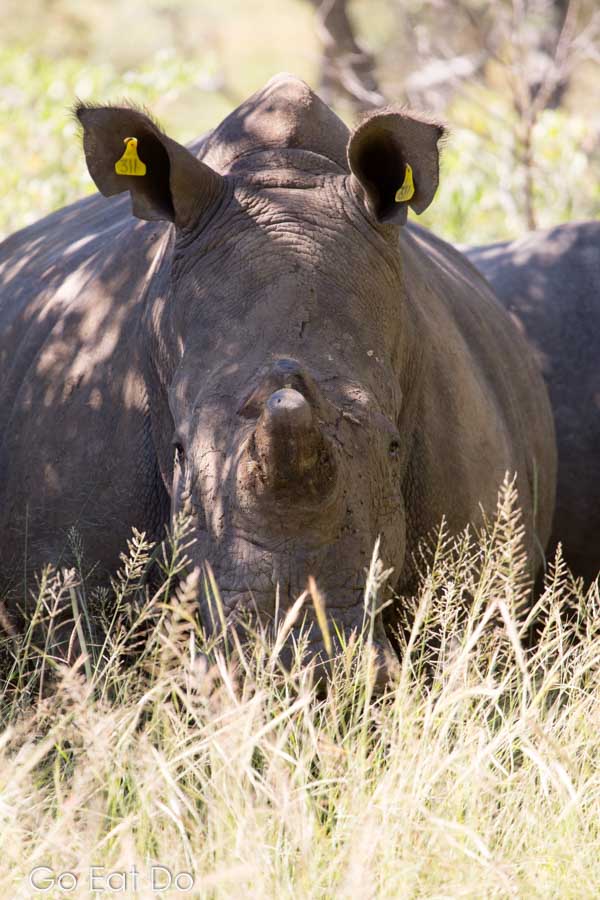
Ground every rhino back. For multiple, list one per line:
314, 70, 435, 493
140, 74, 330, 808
399, 224, 556, 584
0, 193, 172, 588
466, 221, 600, 581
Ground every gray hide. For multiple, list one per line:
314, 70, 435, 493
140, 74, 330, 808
0, 75, 557, 675
467, 221, 599, 584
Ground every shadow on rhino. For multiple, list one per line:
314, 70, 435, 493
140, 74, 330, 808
0, 74, 561, 680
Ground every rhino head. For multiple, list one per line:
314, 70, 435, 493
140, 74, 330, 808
76, 74, 445, 677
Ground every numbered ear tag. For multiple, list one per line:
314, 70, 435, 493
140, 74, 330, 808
115, 137, 147, 176
394, 163, 414, 203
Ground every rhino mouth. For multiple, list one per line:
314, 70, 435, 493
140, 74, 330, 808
210, 584, 398, 689
203, 578, 365, 623
199, 565, 390, 640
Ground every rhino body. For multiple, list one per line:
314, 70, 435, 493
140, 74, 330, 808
467, 222, 600, 584
0, 76, 556, 669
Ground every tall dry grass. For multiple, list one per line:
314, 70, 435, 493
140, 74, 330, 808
0, 482, 598, 898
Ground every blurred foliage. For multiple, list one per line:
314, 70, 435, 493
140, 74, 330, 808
421, 86, 600, 241
0, 47, 229, 237
0, 0, 599, 243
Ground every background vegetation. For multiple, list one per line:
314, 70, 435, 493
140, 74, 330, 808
1, 0, 599, 243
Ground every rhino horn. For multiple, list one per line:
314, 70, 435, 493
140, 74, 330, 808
251, 389, 335, 495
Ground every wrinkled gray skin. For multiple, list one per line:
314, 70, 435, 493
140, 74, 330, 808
0, 75, 556, 674
467, 222, 600, 584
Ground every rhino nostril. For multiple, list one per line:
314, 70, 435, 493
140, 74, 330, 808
173, 439, 186, 466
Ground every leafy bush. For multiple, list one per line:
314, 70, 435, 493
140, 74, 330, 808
0, 46, 231, 240
420, 86, 600, 243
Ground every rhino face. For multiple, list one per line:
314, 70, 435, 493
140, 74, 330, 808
77, 75, 445, 671
166, 201, 408, 632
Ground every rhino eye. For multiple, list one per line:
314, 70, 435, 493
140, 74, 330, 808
173, 441, 186, 466
389, 438, 401, 459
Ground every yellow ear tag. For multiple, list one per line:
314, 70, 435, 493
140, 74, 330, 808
114, 137, 147, 176
394, 163, 414, 203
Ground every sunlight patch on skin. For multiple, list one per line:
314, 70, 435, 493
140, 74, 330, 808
64, 234, 97, 257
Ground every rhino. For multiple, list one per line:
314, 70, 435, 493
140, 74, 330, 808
0, 75, 556, 673
467, 221, 600, 585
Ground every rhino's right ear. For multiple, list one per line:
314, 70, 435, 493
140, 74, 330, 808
75, 104, 224, 228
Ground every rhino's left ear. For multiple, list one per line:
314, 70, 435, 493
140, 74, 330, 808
75, 103, 224, 229
347, 108, 446, 226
